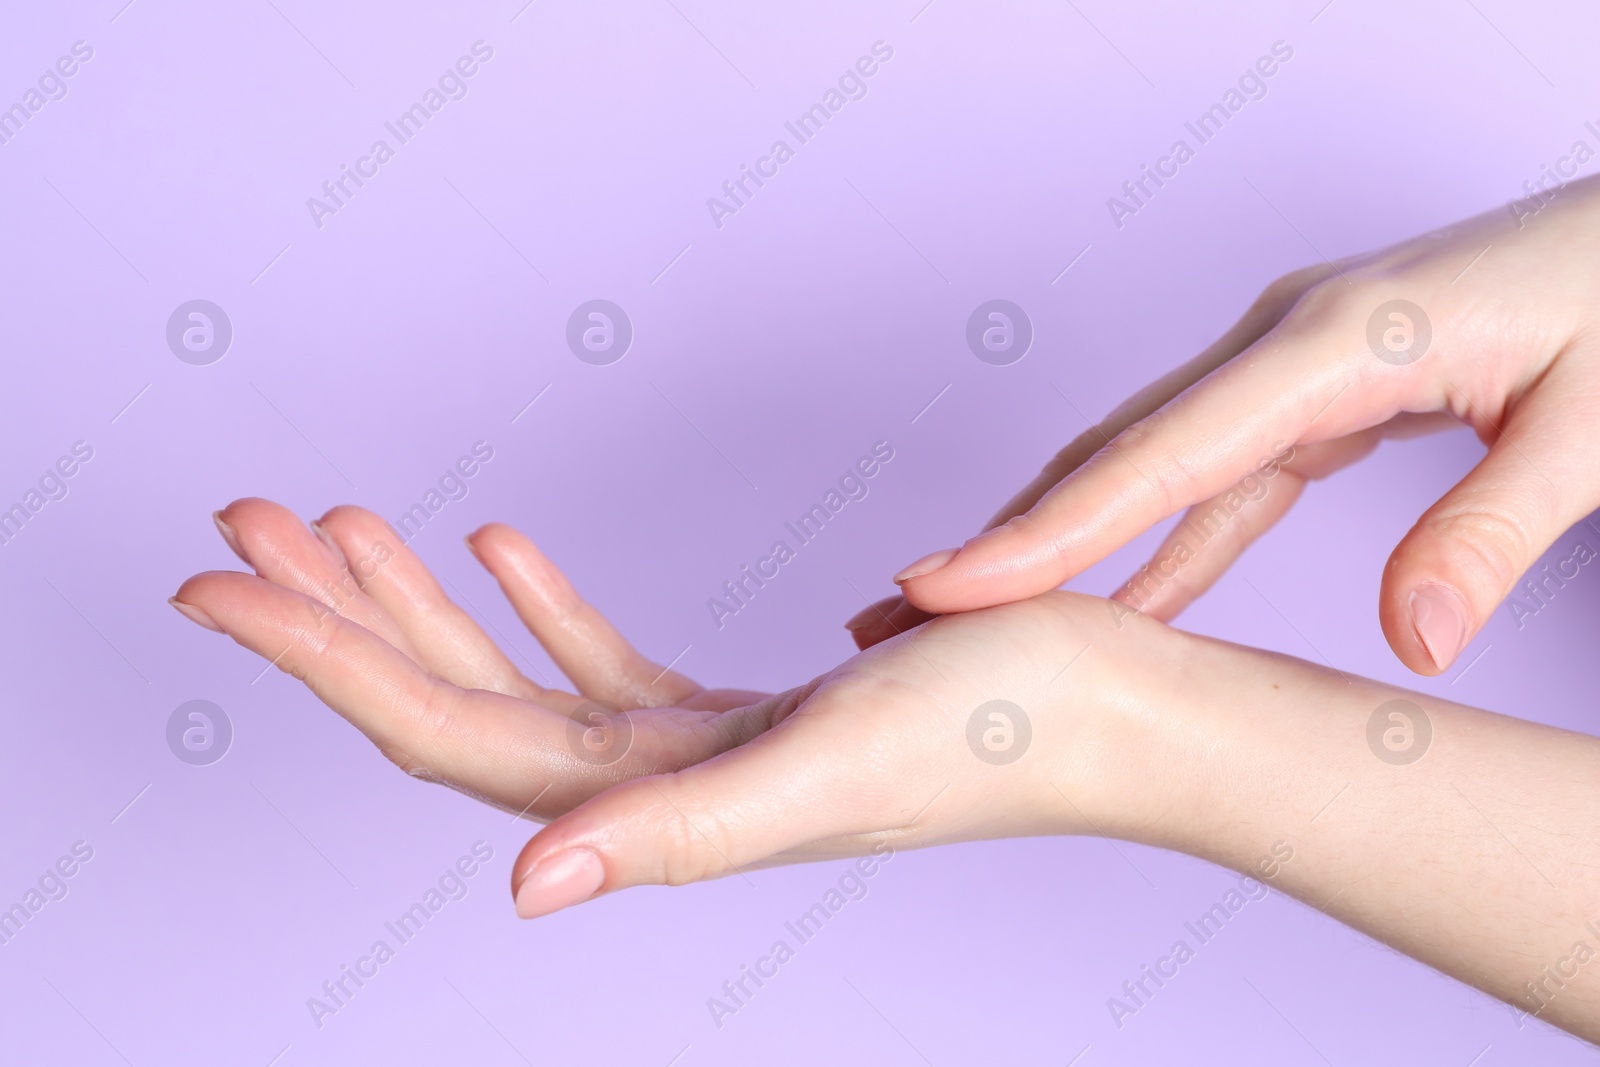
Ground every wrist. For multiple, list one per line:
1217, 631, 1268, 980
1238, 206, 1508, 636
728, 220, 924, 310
1032, 597, 1351, 867
1020, 594, 1215, 846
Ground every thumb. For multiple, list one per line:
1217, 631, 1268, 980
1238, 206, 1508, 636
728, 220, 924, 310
1382, 368, 1600, 675
508, 691, 858, 918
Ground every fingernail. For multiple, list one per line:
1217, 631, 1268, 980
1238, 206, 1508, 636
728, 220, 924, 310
212, 511, 248, 563
309, 520, 350, 569
1409, 582, 1470, 670
463, 534, 482, 560
514, 848, 605, 919
169, 597, 224, 633
845, 602, 890, 631
893, 548, 958, 585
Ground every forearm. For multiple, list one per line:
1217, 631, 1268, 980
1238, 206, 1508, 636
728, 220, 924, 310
1112, 624, 1600, 1038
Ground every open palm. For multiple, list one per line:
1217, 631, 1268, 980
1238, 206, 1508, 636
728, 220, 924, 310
173, 498, 769, 819
173, 498, 1118, 916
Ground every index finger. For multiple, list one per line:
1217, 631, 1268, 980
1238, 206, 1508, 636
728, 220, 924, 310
898, 304, 1408, 613
981, 263, 1335, 532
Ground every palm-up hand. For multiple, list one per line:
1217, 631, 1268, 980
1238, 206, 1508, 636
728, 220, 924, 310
173, 499, 1121, 918
171, 499, 770, 819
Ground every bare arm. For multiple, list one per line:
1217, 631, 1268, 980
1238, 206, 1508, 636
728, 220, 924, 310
1110, 622, 1600, 1036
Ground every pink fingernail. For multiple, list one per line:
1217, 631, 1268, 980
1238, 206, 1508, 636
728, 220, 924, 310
212, 511, 248, 563
309, 520, 350, 569
514, 848, 605, 919
893, 548, 958, 584
1409, 582, 1470, 670
169, 597, 224, 633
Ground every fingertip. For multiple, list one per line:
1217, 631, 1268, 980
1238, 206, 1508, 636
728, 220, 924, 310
212, 510, 248, 563
214, 496, 280, 532
212, 498, 284, 562
1405, 581, 1472, 675
897, 520, 1076, 613
315, 503, 358, 526
173, 569, 240, 602
473, 525, 568, 601
308, 519, 350, 569
219, 495, 269, 514
891, 548, 958, 585
846, 595, 934, 649
1381, 526, 1500, 677
471, 521, 520, 543
317, 504, 404, 545
512, 846, 606, 919
467, 522, 533, 565
169, 595, 224, 633
849, 620, 895, 651
897, 570, 961, 613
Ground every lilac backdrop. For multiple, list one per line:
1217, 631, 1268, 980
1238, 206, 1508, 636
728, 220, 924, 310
3, 0, 1599, 1063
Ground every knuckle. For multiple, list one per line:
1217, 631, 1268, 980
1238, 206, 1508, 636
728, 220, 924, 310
1258, 264, 1329, 311
1109, 415, 1158, 457
645, 778, 735, 887
996, 506, 1046, 541
1112, 417, 1200, 515
1282, 277, 1349, 325
379, 744, 427, 776
991, 507, 1075, 564
1283, 271, 1394, 335
1046, 428, 1109, 477
1424, 507, 1534, 592
412, 679, 464, 749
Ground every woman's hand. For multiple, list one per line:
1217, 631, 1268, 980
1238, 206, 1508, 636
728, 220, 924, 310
171, 498, 1134, 861
170, 498, 1154, 909
174, 498, 1600, 1040
853, 174, 1600, 676
171, 498, 771, 819
513, 587, 1600, 1043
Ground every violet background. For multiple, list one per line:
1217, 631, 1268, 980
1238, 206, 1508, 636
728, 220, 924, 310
3, 0, 1599, 1063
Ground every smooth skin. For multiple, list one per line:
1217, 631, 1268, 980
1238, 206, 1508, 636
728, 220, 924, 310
174, 499, 1600, 1041
851, 174, 1600, 677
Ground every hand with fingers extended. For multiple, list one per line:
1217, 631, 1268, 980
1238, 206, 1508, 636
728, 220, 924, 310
170, 498, 769, 820
172, 497, 1600, 1040
171, 497, 1156, 927
851, 173, 1600, 676
170, 498, 1131, 906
